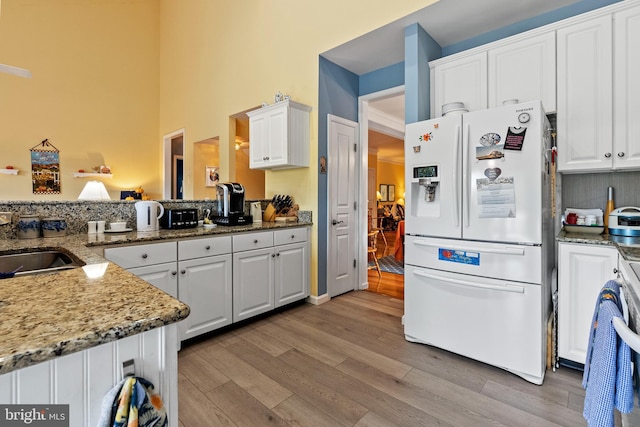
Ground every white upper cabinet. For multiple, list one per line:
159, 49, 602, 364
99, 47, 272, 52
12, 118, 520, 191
488, 32, 556, 111
613, 4, 640, 170
557, 15, 613, 172
432, 51, 487, 117
247, 100, 311, 170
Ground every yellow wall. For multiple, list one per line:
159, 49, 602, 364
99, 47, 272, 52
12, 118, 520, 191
377, 161, 405, 205
158, 0, 435, 296
1, 0, 436, 295
0, 0, 160, 200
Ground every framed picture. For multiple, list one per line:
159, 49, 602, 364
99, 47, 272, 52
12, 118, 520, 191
379, 184, 388, 202
388, 185, 395, 202
205, 166, 219, 187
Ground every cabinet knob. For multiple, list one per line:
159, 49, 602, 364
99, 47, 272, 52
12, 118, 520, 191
171, 271, 177, 276
180, 269, 186, 275
291, 235, 295, 239
605, 152, 612, 158
254, 239, 258, 244
618, 152, 625, 158
277, 253, 280, 257
141, 253, 148, 259
205, 245, 211, 250
272, 253, 276, 258
614, 268, 619, 275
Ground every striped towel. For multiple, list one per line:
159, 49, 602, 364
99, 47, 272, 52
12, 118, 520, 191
582, 280, 634, 427
97, 376, 168, 427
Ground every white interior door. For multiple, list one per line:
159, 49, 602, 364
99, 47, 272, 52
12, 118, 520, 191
328, 114, 358, 298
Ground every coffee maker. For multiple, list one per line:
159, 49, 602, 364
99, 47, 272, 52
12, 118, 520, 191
213, 182, 252, 225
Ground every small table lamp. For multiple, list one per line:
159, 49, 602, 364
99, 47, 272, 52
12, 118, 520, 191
78, 181, 111, 200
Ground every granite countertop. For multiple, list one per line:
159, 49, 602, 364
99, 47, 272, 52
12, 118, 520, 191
0, 221, 311, 375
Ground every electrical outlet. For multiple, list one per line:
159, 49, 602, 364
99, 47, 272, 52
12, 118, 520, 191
0, 212, 12, 226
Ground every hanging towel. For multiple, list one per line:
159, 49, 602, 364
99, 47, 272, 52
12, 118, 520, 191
97, 376, 168, 427
582, 280, 634, 427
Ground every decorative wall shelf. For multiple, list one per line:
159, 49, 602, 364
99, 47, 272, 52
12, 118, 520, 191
0, 169, 19, 175
73, 173, 113, 178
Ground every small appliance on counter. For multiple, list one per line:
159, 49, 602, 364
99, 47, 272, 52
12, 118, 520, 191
608, 207, 640, 236
161, 208, 198, 229
212, 182, 252, 226
135, 201, 164, 232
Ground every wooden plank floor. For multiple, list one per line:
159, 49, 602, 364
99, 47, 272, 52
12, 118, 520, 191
177, 291, 599, 426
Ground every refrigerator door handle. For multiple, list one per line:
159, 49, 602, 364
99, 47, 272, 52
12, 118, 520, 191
412, 270, 525, 294
412, 239, 525, 256
463, 124, 470, 228
453, 124, 460, 227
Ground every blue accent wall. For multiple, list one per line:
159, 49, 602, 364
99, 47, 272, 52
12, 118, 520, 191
405, 24, 441, 123
317, 56, 359, 296
442, 0, 622, 56
359, 62, 404, 96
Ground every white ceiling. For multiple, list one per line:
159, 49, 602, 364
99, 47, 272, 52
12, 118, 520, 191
322, 0, 581, 76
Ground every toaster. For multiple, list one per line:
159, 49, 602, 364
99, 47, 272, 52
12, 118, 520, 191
161, 208, 198, 229
608, 207, 640, 236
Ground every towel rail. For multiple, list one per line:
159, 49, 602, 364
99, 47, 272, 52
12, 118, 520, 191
612, 317, 640, 354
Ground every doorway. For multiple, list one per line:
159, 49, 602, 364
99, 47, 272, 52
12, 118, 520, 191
358, 86, 405, 299
163, 129, 185, 200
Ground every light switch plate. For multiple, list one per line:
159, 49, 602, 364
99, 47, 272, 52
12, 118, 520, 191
0, 212, 12, 226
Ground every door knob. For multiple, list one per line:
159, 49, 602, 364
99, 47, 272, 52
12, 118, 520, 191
332, 219, 344, 225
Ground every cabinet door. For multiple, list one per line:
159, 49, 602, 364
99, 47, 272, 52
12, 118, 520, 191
275, 242, 309, 307
613, 5, 640, 170
249, 113, 270, 169
233, 247, 274, 322
488, 32, 556, 111
432, 51, 487, 117
558, 243, 618, 364
179, 254, 232, 341
265, 106, 288, 166
128, 263, 178, 298
557, 15, 613, 172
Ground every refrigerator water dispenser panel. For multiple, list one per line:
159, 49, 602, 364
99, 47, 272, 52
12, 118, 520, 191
413, 165, 439, 202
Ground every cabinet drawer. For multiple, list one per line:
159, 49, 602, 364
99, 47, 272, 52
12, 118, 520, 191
104, 242, 176, 269
274, 228, 307, 246
178, 236, 232, 260
233, 231, 273, 252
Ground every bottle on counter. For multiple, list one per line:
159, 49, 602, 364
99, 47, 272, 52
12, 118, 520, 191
604, 186, 615, 233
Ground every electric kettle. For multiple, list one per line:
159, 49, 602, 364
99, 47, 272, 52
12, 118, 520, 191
135, 201, 164, 232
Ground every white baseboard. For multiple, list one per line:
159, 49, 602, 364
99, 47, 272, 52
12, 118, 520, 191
306, 293, 330, 305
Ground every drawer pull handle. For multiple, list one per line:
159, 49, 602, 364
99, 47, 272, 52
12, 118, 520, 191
141, 253, 148, 259
205, 245, 211, 250
254, 239, 258, 244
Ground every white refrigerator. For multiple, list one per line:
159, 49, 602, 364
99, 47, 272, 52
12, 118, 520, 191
403, 100, 554, 385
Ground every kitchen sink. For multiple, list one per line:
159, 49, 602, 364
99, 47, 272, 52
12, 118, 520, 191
0, 250, 85, 278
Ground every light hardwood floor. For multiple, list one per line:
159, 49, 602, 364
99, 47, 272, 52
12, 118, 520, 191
177, 290, 600, 426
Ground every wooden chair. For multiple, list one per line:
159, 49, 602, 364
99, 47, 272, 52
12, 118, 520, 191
367, 230, 381, 277
370, 216, 387, 255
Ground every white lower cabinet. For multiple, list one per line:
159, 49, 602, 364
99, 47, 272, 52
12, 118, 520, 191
233, 228, 310, 322
178, 237, 233, 341
558, 242, 618, 364
233, 246, 275, 322
105, 227, 310, 340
